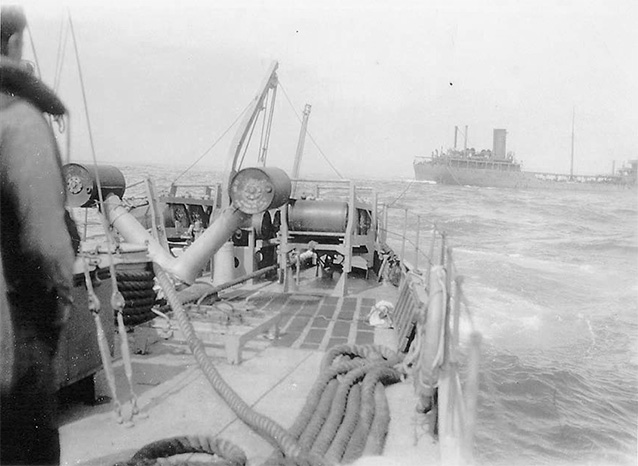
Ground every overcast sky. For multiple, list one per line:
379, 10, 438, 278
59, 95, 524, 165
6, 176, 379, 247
16, 0, 638, 179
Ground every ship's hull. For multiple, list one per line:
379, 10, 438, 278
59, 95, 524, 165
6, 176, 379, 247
414, 161, 636, 191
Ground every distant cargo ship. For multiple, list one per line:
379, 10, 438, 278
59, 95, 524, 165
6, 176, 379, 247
414, 127, 637, 190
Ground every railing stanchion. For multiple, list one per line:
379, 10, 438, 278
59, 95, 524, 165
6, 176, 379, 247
401, 208, 408, 266
426, 228, 436, 286
415, 214, 420, 272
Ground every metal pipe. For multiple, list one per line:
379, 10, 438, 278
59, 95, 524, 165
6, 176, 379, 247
104, 194, 250, 284
195, 265, 278, 306
170, 207, 251, 283
103, 193, 175, 272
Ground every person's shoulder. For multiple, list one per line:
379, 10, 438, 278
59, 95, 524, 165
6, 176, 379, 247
0, 93, 46, 119
0, 92, 50, 132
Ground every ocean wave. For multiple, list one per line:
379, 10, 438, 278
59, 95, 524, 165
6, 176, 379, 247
474, 347, 638, 466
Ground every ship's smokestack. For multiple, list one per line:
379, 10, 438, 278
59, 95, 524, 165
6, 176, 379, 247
464, 125, 468, 150
493, 129, 507, 160
454, 126, 458, 149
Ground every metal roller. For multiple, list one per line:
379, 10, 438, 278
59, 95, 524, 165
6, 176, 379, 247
63, 163, 126, 208
252, 211, 273, 239
229, 167, 291, 214
289, 200, 349, 233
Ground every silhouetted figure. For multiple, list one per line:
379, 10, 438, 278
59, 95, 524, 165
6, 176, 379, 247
1, 5, 77, 464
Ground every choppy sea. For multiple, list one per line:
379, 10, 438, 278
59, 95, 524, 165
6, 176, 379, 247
116, 164, 638, 466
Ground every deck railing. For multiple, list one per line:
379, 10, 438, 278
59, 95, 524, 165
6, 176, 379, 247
383, 204, 480, 466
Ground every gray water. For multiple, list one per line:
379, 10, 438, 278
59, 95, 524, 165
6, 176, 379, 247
113, 165, 638, 465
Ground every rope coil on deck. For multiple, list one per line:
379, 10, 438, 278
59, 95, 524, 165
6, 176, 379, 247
267, 345, 404, 465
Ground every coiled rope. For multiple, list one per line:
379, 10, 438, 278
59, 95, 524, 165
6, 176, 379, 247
266, 345, 404, 466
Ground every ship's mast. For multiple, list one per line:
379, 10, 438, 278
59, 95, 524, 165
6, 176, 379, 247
464, 125, 468, 150
291, 104, 312, 179
570, 107, 575, 179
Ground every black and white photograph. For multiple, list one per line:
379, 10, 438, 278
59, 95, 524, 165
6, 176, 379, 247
1, 1, 636, 465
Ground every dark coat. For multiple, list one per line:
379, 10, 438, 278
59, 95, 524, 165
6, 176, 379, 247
0, 57, 76, 465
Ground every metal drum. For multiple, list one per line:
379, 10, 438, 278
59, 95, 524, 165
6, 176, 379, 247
289, 200, 349, 233
229, 167, 291, 214
62, 163, 126, 208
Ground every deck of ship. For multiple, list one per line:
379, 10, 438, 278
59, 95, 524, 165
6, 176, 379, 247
58, 276, 438, 466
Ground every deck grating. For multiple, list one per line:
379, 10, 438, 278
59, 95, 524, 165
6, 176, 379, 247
263, 295, 375, 351
216, 290, 377, 352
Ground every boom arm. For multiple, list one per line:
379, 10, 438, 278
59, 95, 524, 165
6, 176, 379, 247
222, 61, 279, 207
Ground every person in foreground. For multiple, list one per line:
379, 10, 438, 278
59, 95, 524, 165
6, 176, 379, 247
0, 5, 77, 465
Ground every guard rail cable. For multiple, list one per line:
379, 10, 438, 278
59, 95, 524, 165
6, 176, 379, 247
116, 265, 405, 466
69, 9, 144, 425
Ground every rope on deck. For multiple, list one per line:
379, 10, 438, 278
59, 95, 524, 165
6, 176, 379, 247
114, 436, 247, 466
118, 269, 404, 466
265, 344, 404, 466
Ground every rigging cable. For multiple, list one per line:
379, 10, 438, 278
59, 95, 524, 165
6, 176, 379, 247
257, 91, 269, 164
387, 179, 415, 207
171, 99, 254, 184
53, 17, 69, 93
24, 22, 41, 78
259, 85, 277, 165
67, 11, 143, 423
236, 101, 260, 171
279, 81, 344, 180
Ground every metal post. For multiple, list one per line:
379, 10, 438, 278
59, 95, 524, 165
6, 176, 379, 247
439, 232, 446, 266
383, 203, 388, 244
464, 332, 482, 464
279, 204, 290, 291
451, 276, 463, 363
414, 215, 420, 272
570, 107, 575, 179
401, 208, 408, 265
372, 191, 378, 244
464, 125, 468, 150
426, 228, 436, 286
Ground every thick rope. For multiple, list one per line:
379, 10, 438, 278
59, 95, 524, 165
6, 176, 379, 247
297, 378, 340, 452
311, 366, 375, 456
323, 383, 361, 464
114, 435, 246, 466
320, 344, 403, 371
341, 366, 402, 464
365, 382, 391, 455
154, 265, 325, 466
289, 359, 366, 440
